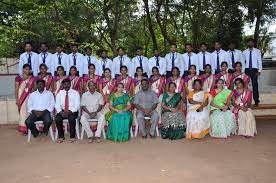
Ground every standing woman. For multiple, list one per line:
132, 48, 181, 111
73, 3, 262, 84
209, 79, 236, 138
232, 62, 250, 89
160, 82, 186, 140
166, 67, 185, 96
106, 83, 132, 142
215, 61, 233, 89
186, 79, 209, 139
116, 66, 133, 95
133, 67, 146, 94
53, 66, 68, 96
35, 64, 54, 91
69, 66, 83, 94
83, 64, 101, 92
15, 64, 36, 134
184, 65, 199, 94
199, 64, 215, 92
231, 78, 257, 137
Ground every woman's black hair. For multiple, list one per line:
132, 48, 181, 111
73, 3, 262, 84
104, 68, 111, 73
193, 79, 202, 87
88, 63, 95, 69
172, 67, 180, 76
214, 78, 225, 89
152, 66, 159, 73
189, 64, 197, 74
39, 63, 47, 70
116, 82, 124, 87
57, 65, 64, 71
134, 67, 143, 77
234, 78, 244, 86
234, 61, 242, 68
221, 61, 228, 67
120, 65, 128, 71
70, 65, 77, 71
204, 64, 211, 70
23, 63, 31, 69
168, 82, 177, 88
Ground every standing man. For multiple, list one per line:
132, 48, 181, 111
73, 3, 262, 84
148, 48, 166, 76
19, 41, 39, 76
80, 81, 105, 143
38, 42, 53, 75
165, 43, 184, 77
112, 47, 132, 78
211, 41, 230, 74
243, 38, 262, 106
198, 43, 212, 75
55, 79, 80, 143
227, 41, 245, 73
25, 80, 55, 137
132, 47, 149, 78
134, 79, 159, 138
83, 47, 98, 75
97, 49, 113, 76
182, 43, 199, 76
52, 44, 69, 75
68, 43, 84, 76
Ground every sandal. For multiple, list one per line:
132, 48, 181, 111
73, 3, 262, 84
57, 138, 64, 143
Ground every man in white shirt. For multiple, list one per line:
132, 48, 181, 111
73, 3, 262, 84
97, 49, 113, 77
182, 43, 199, 76
148, 48, 166, 76
83, 47, 98, 75
19, 42, 39, 76
80, 81, 105, 143
243, 38, 262, 105
52, 44, 69, 76
55, 79, 80, 143
112, 47, 132, 78
227, 41, 245, 73
68, 43, 84, 76
132, 47, 149, 78
165, 43, 184, 77
38, 42, 53, 75
25, 80, 55, 137
211, 41, 230, 74
198, 43, 212, 75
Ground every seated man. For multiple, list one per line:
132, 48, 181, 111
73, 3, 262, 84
25, 79, 55, 137
134, 79, 159, 138
55, 79, 80, 143
80, 81, 105, 143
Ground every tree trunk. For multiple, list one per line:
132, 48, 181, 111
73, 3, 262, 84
254, 0, 265, 47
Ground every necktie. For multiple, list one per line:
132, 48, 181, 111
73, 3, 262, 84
58, 54, 62, 65
43, 53, 46, 64
73, 54, 76, 66
231, 51, 235, 68
216, 52, 220, 72
64, 91, 69, 112
249, 50, 252, 69
203, 53, 206, 68
188, 54, 191, 68
102, 60, 106, 71
120, 56, 123, 68
139, 56, 143, 68
172, 53, 175, 68
156, 56, 159, 67
28, 53, 32, 70
88, 56, 91, 65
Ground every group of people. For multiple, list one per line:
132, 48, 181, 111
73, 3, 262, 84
15, 38, 260, 142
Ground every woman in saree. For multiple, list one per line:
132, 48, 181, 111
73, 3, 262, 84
53, 66, 68, 96
166, 67, 185, 96
15, 64, 36, 134
35, 63, 54, 91
186, 79, 209, 139
133, 67, 146, 94
231, 78, 257, 137
160, 82, 186, 140
116, 65, 133, 95
69, 66, 83, 94
215, 61, 233, 89
209, 79, 236, 138
199, 64, 215, 93
232, 62, 250, 89
83, 64, 101, 92
184, 65, 199, 94
106, 83, 132, 142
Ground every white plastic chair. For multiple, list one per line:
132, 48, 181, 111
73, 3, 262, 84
55, 118, 80, 140
134, 116, 160, 137
80, 118, 106, 140
27, 121, 55, 142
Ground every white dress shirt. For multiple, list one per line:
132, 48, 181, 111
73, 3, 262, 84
165, 52, 184, 76
68, 52, 84, 76
19, 51, 39, 76
112, 55, 132, 77
81, 91, 104, 113
132, 55, 149, 76
27, 89, 55, 113
227, 49, 245, 71
38, 52, 54, 75
243, 48, 262, 72
83, 55, 98, 75
97, 58, 113, 76
211, 49, 230, 71
55, 89, 80, 113
182, 52, 199, 74
52, 52, 69, 75
197, 51, 212, 72
148, 56, 167, 76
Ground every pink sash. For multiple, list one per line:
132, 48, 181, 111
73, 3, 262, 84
18, 77, 34, 111
70, 76, 82, 91
216, 72, 233, 89
54, 76, 68, 95
150, 76, 165, 97
101, 79, 116, 94
232, 89, 252, 121
117, 76, 132, 93
232, 73, 250, 87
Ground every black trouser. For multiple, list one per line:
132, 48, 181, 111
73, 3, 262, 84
245, 68, 260, 104
55, 111, 78, 139
25, 110, 52, 137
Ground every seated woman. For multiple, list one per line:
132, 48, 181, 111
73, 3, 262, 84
116, 65, 133, 95
184, 65, 199, 94
215, 61, 233, 89
53, 66, 68, 96
83, 64, 101, 92
106, 83, 132, 142
69, 66, 83, 94
161, 82, 186, 140
209, 79, 236, 138
232, 62, 250, 89
199, 64, 215, 92
35, 64, 53, 91
231, 78, 257, 137
166, 67, 185, 96
186, 79, 209, 139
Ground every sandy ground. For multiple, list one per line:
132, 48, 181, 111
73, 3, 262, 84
0, 121, 275, 183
